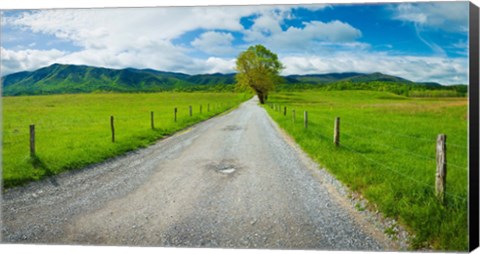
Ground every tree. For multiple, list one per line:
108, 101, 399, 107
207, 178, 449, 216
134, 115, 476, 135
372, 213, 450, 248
235, 45, 283, 104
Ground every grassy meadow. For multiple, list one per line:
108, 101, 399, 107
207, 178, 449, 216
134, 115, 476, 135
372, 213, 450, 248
264, 91, 468, 250
2, 92, 248, 189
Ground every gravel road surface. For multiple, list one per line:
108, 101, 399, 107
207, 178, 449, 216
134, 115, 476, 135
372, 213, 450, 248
2, 97, 397, 250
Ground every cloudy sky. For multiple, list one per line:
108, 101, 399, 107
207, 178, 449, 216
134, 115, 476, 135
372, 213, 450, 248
0, 2, 470, 84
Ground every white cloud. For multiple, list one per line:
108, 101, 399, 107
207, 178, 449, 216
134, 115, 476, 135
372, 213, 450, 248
243, 8, 290, 42
5, 8, 250, 51
6, 6, 322, 50
393, 2, 469, 32
242, 7, 362, 52
281, 53, 468, 85
294, 4, 331, 11
268, 20, 362, 50
0, 47, 66, 75
204, 57, 236, 73
191, 31, 235, 55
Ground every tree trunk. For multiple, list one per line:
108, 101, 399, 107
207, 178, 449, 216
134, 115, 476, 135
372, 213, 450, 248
257, 91, 265, 104
265, 93, 268, 101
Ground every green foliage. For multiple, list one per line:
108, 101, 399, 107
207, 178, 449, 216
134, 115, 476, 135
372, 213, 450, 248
235, 45, 283, 103
265, 91, 468, 250
276, 80, 467, 98
2, 92, 249, 188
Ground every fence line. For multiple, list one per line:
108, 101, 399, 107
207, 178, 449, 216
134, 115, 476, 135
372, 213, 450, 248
444, 142, 467, 149
306, 127, 448, 169
304, 121, 467, 172
16, 105, 233, 130
340, 143, 466, 202
325, 110, 466, 140
268, 106, 468, 204
284, 113, 468, 171
276, 108, 467, 148
344, 120, 466, 148
341, 131, 468, 171
20, 102, 235, 162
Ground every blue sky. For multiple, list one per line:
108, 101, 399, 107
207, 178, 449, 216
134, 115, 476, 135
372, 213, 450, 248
0, 2, 470, 84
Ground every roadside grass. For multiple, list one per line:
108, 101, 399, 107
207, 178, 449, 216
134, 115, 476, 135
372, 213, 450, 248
264, 90, 468, 250
3, 92, 249, 189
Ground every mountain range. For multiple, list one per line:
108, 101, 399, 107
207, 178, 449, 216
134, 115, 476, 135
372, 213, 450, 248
1, 63, 455, 96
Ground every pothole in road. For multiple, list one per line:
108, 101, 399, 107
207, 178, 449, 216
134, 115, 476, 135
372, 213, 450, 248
217, 165, 236, 174
206, 161, 238, 174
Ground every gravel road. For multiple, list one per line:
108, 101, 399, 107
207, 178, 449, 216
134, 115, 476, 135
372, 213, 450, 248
2, 97, 397, 250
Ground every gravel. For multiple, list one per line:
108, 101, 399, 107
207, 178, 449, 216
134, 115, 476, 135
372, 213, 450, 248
1, 97, 402, 250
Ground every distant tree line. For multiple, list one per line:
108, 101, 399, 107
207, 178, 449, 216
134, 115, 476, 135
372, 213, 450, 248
275, 80, 468, 97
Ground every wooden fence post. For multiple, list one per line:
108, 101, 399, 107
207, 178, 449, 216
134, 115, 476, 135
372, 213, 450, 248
304, 111, 308, 129
436, 134, 447, 203
174, 108, 177, 122
150, 111, 154, 129
292, 110, 296, 123
284, 106, 287, 116
110, 116, 115, 143
29, 124, 35, 157
334, 117, 340, 146
189, 105, 192, 116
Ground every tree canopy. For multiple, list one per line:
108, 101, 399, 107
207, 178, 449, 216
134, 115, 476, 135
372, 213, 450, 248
235, 45, 283, 104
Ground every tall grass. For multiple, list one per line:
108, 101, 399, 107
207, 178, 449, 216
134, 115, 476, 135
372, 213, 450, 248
2, 92, 248, 188
265, 91, 468, 250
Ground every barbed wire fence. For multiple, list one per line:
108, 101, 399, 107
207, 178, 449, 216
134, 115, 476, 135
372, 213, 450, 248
267, 102, 468, 205
21, 102, 234, 159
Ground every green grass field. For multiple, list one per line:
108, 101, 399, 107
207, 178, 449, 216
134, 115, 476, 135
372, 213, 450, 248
264, 91, 468, 250
2, 92, 248, 189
